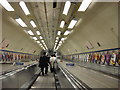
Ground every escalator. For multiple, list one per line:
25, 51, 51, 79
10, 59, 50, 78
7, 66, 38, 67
30, 73, 55, 89
1, 62, 89, 90
29, 63, 89, 90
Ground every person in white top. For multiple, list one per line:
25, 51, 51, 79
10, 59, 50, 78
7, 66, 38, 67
50, 54, 56, 72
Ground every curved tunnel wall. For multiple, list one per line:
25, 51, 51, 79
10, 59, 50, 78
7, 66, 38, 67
1, 5, 42, 55
60, 2, 118, 55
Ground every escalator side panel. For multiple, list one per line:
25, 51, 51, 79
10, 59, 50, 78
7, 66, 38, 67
2, 65, 38, 88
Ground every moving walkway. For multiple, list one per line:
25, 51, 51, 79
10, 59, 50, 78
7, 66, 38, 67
1, 61, 119, 90
29, 63, 89, 90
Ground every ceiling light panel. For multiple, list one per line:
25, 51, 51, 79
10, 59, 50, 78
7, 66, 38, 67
55, 40, 58, 42
43, 47, 45, 50
37, 41, 40, 43
19, 1, 30, 15
27, 30, 34, 35
63, 1, 71, 15
15, 18, 27, 27
56, 37, 59, 40
60, 21, 65, 28
36, 31, 40, 35
41, 40, 44, 43
64, 30, 70, 35
40, 36, 43, 39
32, 37, 37, 40
78, 0, 92, 12
30, 20, 36, 28
59, 41, 62, 44
54, 45, 56, 49
68, 20, 77, 29
55, 42, 57, 45
57, 31, 61, 35
0, 0, 14, 11
61, 38, 65, 41
40, 43, 42, 46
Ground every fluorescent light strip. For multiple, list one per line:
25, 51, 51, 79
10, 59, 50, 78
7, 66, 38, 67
59, 43, 62, 46
40, 43, 42, 46
44, 45, 47, 48
27, 30, 34, 35
55, 43, 57, 45
44, 45, 47, 47
57, 31, 61, 35
15, 18, 27, 27
41, 40, 44, 43
59, 41, 62, 44
0, 0, 14, 11
54, 44, 57, 50
68, 20, 77, 29
32, 37, 37, 40
56, 46, 59, 50
64, 30, 70, 35
19, 1, 30, 15
55, 40, 58, 42
37, 41, 40, 43
54, 46, 56, 49
43, 47, 45, 50
30, 20, 36, 28
60, 21, 65, 28
36, 31, 40, 35
54, 44, 56, 47
56, 37, 59, 40
54, 46, 56, 50
61, 38, 65, 41
40, 36, 43, 39
44, 44, 46, 46
63, 1, 71, 15
78, 0, 92, 12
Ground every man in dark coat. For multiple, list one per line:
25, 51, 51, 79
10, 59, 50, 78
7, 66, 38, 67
39, 52, 50, 76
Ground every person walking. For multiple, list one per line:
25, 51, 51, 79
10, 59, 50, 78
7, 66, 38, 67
50, 54, 57, 73
39, 52, 50, 76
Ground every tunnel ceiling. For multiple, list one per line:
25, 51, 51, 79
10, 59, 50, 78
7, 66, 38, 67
1, 1, 118, 55
1, 1, 84, 50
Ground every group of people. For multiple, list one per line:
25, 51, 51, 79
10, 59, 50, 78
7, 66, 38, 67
38, 52, 57, 76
